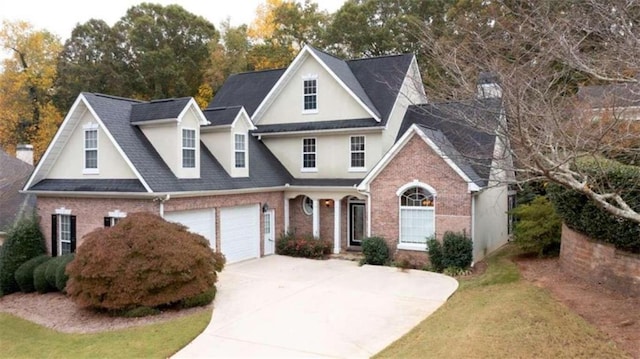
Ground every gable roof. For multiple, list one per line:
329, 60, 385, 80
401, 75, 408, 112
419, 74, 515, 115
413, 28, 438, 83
208, 69, 285, 116
397, 98, 501, 187
202, 106, 255, 130
0, 149, 35, 230
130, 97, 192, 123
25, 93, 292, 194
209, 46, 414, 126
577, 82, 640, 109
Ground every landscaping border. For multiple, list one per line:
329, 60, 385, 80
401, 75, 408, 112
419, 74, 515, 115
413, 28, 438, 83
560, 224, 640, 297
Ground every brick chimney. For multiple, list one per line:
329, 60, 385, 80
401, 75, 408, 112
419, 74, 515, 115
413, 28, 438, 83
16, 144, 33, 166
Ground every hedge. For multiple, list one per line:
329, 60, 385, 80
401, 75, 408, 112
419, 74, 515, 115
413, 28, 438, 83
0, 216, 46, 296
547, 157, 640, 253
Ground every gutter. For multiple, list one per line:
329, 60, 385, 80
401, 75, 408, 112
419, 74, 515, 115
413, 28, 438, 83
251, 126, 384, 137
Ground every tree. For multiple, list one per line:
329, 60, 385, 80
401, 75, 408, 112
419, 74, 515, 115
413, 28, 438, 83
247, 0, 328, 70
206, 20, 251, 96
417, 0, 640, 223
53, 19, 127, 112
0, 21, 62, 159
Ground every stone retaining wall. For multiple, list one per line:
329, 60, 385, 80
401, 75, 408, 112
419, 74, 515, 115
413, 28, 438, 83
560, 224, 640, 297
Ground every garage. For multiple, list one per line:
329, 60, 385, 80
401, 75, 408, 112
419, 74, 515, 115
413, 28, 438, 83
164, 209, 216, 249
220, 204, 260, 263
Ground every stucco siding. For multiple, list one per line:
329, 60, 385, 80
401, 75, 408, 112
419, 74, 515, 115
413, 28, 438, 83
262, 132, 383, 178
47, 111, 137, 179
472, 184, 509, 261
369, 135, 472, 254
259, 56, 371, 124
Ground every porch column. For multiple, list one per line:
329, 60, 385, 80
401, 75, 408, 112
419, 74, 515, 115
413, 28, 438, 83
284, 197, 290, 233
333, 198, 341, 254
312, 198, 320, 238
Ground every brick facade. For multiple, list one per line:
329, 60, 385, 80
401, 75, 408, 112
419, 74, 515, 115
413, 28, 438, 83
38, 191, 284, 257
287, 195, 352, 250
560, 224, 640, 297
369, 135, 472, 263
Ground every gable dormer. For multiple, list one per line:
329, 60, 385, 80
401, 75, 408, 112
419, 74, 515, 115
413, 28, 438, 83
252, 45, 381, 125
201, 106, 255, 178
131, 98, 209, 179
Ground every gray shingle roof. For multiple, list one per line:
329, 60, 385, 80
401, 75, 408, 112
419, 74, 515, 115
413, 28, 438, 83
26, 92, 292, 194
578, 82, 640, 109
208, 69, 285, 116
0, 149, 35, 230
29, 179, 147, 192
130, 97, 191, 123
251, 118, 379, 134
203, 106, 242, 126
208, 49, 414, 125
399, 98, 502, 187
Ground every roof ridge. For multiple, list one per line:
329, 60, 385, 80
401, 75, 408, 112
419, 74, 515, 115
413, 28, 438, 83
147, 97, 192, 104
204, 105, 243, 111
88, 93, 144, 103
347, 53, 413, 63
230, 67, 287, 76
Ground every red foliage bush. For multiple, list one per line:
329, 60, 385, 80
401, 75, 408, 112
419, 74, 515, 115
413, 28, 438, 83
66, 212, 225, 311
275, 232, 331, 259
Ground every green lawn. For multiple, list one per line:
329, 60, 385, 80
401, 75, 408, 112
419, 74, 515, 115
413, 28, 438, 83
376, 246, 629, 359
0, 309, 211, 359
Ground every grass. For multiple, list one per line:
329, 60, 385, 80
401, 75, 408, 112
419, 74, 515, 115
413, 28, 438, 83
375, 245, 629, 359
0, 309, 212, 359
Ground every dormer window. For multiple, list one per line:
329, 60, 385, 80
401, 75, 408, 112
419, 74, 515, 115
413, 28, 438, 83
83, 123, 99, 174
303, 75, 318, 113
234, 133, 246, 168
182, 128, 196, 168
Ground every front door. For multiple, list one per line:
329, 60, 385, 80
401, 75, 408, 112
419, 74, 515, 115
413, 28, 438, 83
264, 209, 275, 255
349, 201, 366, 246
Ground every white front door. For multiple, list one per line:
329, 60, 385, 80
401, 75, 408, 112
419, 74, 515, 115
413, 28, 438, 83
264, 209, 275, 255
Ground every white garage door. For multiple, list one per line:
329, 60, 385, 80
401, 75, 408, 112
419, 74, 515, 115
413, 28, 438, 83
164, 209, 216, 249
220, 204, 260, 263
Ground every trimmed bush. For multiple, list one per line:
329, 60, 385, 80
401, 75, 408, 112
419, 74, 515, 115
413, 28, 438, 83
14, 255, 50, 293
427, 232, 473, 273
34, 258, 55, 293
441, 231, 473, 270
427, 236, 444, 272
276, 232, 332, 259
0, 216, 46, 296
179, 285, 217, 309
547, 157, 640, 253
511, 196, 561, 257
361, 237, 389, 265
55, 254, 75, 292
66, 212, 224, 313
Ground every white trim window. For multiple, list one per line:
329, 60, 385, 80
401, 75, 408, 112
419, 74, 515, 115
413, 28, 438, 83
302, 196, 314, 216
349, 135, 366, 170
59, 215, 72, 255
303, 75, 318, 113
83, 123, 99, 174
234, 133, 246, 168
398, 186, 435, 251
302, 138, 317, 171
182, 128, 196, 168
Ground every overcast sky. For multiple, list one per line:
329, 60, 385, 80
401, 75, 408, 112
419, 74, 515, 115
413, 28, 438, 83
1, 0, 346, 41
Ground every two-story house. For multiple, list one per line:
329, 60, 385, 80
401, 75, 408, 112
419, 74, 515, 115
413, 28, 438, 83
23, 45, 510, 264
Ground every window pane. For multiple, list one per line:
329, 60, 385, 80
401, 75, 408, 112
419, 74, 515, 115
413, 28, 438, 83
302, 138, 316, 168
351, 152, 364, 168
235, 151, 245, 168
85, 130, 97, 149
183, 149, 195, 168
303, 79, 317, 110
85, 150, 97, 169
182, 129, 195, 148
401, 187, 434, 207
234, 134, 245, 151
59, 215, 72, 255
400, 208, 434, 244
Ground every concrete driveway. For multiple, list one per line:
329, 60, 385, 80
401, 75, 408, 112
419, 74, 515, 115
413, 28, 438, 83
173, 255, 458, 358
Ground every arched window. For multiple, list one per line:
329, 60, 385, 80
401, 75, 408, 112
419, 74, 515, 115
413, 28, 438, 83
398, 185, 435, 250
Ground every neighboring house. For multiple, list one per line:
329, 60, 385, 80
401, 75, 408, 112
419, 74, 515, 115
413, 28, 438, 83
577, 81, 640, 119
0, 145, 36, 244
23, 45, 511, 264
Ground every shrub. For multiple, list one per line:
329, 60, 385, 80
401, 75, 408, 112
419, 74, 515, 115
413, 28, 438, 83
361, 237, 389, 265
179, 285, 217, 309
0, 216, 46, 296
427, 232, 473, 273
441, 231, 473, 270
547, 157, 640, 253
275, 232, 331, 259
511, 196, 562, 257
14, 255, 50, 293
34, 259, 55, 293
66, 212, 224, 313
427, 236, 444, 272
54, 254, 75, 292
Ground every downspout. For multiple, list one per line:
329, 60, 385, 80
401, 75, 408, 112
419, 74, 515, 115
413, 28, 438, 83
156, 194, 171, 217
470, 192, 476, 267
356, 185, 372, 237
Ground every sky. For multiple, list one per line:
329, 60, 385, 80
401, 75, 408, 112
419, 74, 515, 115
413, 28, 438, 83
1, 0, 346, 42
